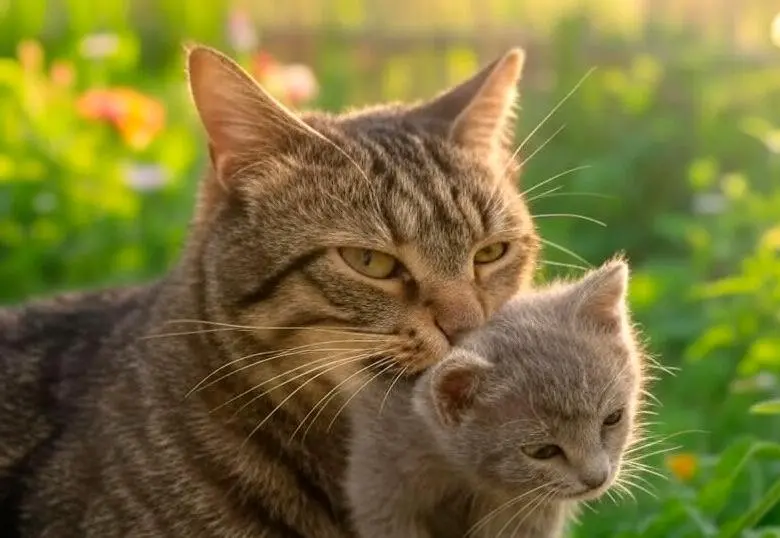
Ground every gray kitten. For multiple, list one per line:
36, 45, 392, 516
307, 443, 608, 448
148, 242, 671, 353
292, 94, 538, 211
345, 259, 646, 538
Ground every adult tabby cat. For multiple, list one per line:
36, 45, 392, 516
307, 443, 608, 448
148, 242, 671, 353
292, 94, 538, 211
0, 45, 539, 537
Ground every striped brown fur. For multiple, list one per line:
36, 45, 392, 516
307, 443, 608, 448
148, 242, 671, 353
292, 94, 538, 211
0, 45, 539, 537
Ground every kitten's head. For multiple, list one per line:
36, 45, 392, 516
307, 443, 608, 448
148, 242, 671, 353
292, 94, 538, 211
184, 46, 539, 379
415, 259, 645, 501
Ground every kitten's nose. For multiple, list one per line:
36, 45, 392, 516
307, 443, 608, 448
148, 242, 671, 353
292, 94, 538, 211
426, 284, 484, 344
581, 469, 609, 490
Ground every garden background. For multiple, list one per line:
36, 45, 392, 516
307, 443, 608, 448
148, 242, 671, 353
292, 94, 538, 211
2, 0, 780, 535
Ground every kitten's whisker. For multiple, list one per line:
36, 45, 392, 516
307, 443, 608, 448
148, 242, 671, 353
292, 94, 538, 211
505, 487, 557, 537
533, 213, 607, 227
540, 238, 592, 267
612, 481, 636, 503
520, 164, 591, 198
228, 350, 387, 417
465, 482, 553, 537
504, 67, 595, 174
622, 461, 668, 481
639, 389, 662, 406
619, 470, 659, 489
326, 360, 398, 432
605, 487, 620, 506
626, 445, 683, 461
292, 355, 400, 442
616, 476, 657, 499
624, 429, 706, 455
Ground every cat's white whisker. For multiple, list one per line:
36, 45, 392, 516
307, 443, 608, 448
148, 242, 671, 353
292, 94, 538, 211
293, 355, 400, 442
541, 260, 589, 272
240, 354, 392, 450
504, 67, 595, 175
187, 338, 393, 397
378, 364, 410, 415
516, 123, 566, 171
519, 164, 591, 199
532, 213, 607, 227
325, 360, 399, 433
539, 238, 592, 268
231, 350, 391, 418
528, 190, 615, 203
525, 184, 564, 203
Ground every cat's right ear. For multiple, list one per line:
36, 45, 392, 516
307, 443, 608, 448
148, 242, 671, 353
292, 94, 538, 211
186, 45, 307, 187
406, 48, 525, 169
430, 351, 490, 427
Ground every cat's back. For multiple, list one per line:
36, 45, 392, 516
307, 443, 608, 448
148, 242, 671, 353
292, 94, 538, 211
0, 285, 156, 507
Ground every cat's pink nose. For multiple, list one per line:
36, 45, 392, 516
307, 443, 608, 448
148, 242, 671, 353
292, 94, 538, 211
426, 285, 484, 344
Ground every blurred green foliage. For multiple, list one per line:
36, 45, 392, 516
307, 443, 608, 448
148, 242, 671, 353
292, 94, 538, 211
1, 0, 780, 535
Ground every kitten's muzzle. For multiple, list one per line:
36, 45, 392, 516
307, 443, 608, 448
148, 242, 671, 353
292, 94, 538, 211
581, 470, 608, 490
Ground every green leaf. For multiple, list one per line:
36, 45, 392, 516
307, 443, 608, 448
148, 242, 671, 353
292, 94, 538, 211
750, 399, 780, 416
697, 438, 780, 517
717, 480, 780, 538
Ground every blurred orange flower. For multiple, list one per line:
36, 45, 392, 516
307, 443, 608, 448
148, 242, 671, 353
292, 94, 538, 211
665, 453, 698, 482
77, 88, 165, 150
50, 61, 76, 88
17, 40, 44, 72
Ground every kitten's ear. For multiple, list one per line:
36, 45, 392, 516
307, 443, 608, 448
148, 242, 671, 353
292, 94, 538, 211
186, 45, 309, 183
408, 48, 525, 166
572, 258, 630, 332
430, 351, 490, 427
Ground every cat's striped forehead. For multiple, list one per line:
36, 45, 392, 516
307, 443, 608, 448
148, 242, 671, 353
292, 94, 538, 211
289, 122, 530, 275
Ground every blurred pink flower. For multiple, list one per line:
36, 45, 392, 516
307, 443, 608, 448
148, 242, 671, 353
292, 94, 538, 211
283, 64, 319, 105
227, 8, 258, 52
77, 88, 165, 150
124, 162, 167, 192
251, 51, 318, 106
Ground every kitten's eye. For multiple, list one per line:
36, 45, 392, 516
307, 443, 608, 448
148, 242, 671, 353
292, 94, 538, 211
522, 444, 563, 460
474, 242, 508, 264
338, 248, 400, 279
603, 409, 624, 426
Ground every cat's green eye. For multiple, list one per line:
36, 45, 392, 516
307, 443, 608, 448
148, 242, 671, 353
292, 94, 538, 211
603, 409, 623, 426
522, 444, 563, 460
474, 242, 508, 264
338, 247, 400, 279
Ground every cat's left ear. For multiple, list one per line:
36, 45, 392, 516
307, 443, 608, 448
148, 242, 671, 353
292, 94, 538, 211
430, 351, 491, 427
406, 48, 525, 168
572, 258, 630, 332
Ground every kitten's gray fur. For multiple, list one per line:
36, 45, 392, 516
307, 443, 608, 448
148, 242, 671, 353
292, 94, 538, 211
346, 259, 646, 538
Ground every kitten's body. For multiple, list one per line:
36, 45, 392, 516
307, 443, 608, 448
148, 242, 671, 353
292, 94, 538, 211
346, 261, 645, 538
0, 47, 539, 536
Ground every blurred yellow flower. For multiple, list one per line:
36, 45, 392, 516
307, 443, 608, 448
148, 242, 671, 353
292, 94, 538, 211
772, 12, 780, 48
665, 453, 698, 482
77, 88, 165, 150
